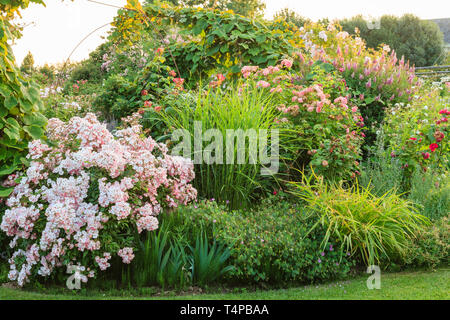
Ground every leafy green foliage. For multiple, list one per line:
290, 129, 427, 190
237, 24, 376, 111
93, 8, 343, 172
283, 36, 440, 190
111, 3, 302, 81
131, 223, 185, 288
145, 0, 266, 18
125, 220, 232, 289
403, 215, 449, 269
0, 8, 47, 196
409, 171, 450, 221
174, 198, 355, 284
94, 74, 140, 120
360, 131, 449, 221
93, 45, 173, 121
188, 233, 234, 286
360, 131, 405, 196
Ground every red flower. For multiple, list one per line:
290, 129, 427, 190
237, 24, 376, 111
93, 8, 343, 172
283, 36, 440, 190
409, 137, 417, 141
217, 73, 225, 82
141, 89, 148, 96
422, 152, 430, 160
144, 100, 152, 108
173, 78, 184, 86
434, 131, 445, 143
273, 190, 277, 195
429, 143, 439, 152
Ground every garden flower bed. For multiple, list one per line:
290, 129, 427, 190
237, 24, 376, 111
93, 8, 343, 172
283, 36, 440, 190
0, 1, 448, 299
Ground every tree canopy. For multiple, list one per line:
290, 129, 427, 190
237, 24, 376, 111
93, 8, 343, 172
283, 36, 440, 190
340, 14, 445, 66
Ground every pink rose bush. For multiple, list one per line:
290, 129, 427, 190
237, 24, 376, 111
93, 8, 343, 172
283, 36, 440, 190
1, 113, 196, 286
241, 59, 364, 181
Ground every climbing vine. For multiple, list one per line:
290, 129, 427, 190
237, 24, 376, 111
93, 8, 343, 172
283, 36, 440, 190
110, 2, 305, 80
0, 0, 48, 196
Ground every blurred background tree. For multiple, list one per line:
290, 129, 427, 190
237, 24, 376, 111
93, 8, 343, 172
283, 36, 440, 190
339, 14, 445, 66
273, 8, 310, 28
20, 51, 35, 75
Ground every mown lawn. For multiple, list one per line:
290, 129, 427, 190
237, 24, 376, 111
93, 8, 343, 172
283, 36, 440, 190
0, 268, 448, 300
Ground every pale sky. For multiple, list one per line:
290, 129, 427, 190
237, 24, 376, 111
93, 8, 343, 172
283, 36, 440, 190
11, 0, 450, 66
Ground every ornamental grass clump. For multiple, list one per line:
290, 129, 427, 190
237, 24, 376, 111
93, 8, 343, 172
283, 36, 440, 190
289, 171, 430, 266
159, 81, 288, 208
0, 113, 197, 287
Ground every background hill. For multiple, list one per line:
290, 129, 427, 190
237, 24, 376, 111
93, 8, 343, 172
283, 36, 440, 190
430, 18, 450, 44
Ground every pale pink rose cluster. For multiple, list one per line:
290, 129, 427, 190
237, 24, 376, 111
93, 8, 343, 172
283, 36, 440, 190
95, 252, 111, 271
1, 113, 197, 286
256, 80, 270, 88
241, 65, 259, 78
117, 247, 134, 264
281, 59, 293, 68
291, 84, 331, 113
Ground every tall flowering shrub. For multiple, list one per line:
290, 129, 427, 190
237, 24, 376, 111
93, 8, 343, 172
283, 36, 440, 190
242, 59, 364, 181
295, 23, 421, 145
0, 113, 196, 286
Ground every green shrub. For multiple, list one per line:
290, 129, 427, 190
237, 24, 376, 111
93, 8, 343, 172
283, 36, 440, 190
93, 49, 173, 122
289, 171, 430, 266
403, 215, 449, 269
93, 74, 138, 120
173, 197, 355, 284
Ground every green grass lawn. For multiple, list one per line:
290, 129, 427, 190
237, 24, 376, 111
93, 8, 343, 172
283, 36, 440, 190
0, 268, 448, 300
